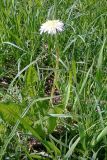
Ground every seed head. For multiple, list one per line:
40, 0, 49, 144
40, 20, 64, 35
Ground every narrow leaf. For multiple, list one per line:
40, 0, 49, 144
64, 137, 80, 159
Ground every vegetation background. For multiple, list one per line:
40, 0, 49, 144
0, 0, 107, 159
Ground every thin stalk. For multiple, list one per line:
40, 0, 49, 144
51, 35, 59, 104
53, 0, 57, 19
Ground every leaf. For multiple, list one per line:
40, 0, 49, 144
0, 102, 21, 124
2, 42, 26, 52
0, 96, 53, 159
25, 66, 38, 97
73, 61, 94, 110
96, 38, 106, 81
52, 53, 68, 70
97, 38, 106, 71
97, 126, 107, 143
72, 59, 77, 83
47, 116, 57, 133
0, 124, 6, 138
63, 38, 77, 53
43, 141, 61, 156
78, 124, 86, 151
0, 103, 42, 140
92, 146, 105, 160
49, 114, 72, 118
8, 55, 46, 89
47, 109, 57, 133
34, 124, 46, 139
64, 70, 72, 109
64, 137, 80, 159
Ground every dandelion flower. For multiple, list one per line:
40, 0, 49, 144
40, 20, 64, 35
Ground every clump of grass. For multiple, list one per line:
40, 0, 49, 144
0, 0, 107, 159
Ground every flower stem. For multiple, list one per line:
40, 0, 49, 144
53, 0, 57, 19
51, 36, 59, 104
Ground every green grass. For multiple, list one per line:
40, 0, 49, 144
0, 0, 107, 159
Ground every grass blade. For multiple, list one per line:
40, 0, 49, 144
64, 137, 80, 159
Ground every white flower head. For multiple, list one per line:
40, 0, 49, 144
40, 20, 64, 35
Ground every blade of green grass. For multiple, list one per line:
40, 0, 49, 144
64, 137, 80, 159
